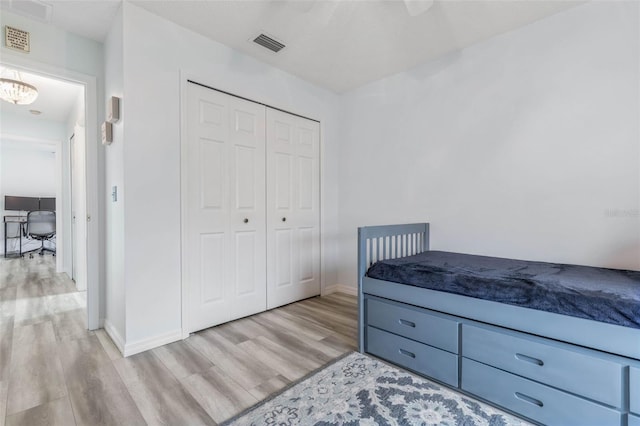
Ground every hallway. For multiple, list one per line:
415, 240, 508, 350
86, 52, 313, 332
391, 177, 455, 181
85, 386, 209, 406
0, 256, 357, 425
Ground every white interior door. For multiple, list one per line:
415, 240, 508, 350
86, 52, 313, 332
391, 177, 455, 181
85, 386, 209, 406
70, 134, 76, 282
266, 108, 320, 309
70, 126, 87, 291
186, 83, 267, 333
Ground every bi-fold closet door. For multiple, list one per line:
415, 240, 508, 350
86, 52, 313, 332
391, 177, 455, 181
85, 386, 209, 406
185, 82, 320, 333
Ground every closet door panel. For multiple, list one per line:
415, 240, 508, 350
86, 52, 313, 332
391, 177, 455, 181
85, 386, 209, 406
186, 84, 266, 333
187, 84, 231, 331
227, 97, 266, 321
267, 109, 320, 309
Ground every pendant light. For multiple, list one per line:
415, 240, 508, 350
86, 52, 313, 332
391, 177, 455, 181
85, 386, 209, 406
0, 68, 38, 105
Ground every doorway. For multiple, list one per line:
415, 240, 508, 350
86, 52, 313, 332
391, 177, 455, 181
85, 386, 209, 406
0, 61, 99, 330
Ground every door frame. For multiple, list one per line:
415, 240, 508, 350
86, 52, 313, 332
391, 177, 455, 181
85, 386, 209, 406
1, 53, 101, 330
179, 71, 325, 339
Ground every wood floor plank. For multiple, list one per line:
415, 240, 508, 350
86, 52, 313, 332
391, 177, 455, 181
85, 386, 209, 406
186, 330, 279, 390
258, 309, 331, 341
66, 364, 146, 426
181, 366, 258, 423
50, 308, 92, 343
5, 397, 76, 426
0, 381, 7, 426
248, 375, 290, 401
0, 321, 13, 382
113, 351, 179, 391
248, 317, 341, 362
114, 351, 214, 426
123, 379, 214, 426
236, 338, 311, 382
0, 287, 16, 325
152, 341, 213, 380
94, 330, 122, 361
57, 335, 112, 388
7, 321, 67, 415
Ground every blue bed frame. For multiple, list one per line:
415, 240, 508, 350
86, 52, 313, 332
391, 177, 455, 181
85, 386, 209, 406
358, 223, 640, 360
358, 223, 640, 425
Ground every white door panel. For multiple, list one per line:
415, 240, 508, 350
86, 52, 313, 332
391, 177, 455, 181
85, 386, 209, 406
266, 108, 320, 309
186, 83, 266, 333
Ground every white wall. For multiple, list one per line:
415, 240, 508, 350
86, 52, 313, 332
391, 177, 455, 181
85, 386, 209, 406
337, 1, 640, 288
0, 112, 64, 256
103, 5, 126, 348
117, 2, 341, 350
1, 145, 56, 197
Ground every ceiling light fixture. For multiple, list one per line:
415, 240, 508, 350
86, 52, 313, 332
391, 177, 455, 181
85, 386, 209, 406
0, 69, 38, 105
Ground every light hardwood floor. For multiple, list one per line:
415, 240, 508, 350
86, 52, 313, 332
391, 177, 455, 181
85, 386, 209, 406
0, 256, 357, 426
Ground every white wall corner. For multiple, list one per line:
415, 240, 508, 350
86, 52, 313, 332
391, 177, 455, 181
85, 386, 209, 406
103, 319, 125, 355
321, 284, 357, 297
122, 329, 182, 357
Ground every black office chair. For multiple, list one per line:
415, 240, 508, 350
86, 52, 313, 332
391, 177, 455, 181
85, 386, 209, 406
23, 210, 56, 258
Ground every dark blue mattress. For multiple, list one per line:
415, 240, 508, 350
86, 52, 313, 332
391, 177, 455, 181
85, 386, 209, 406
366, 251, 640, 329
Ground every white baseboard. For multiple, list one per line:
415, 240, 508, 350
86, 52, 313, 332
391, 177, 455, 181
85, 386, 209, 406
322, 284, 357, 297
104, 319, 125, 355
123, 329, 182, 357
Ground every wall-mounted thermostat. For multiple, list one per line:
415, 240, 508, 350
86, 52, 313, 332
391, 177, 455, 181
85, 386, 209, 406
107, 96, 120, 123
102, 121, 113, 145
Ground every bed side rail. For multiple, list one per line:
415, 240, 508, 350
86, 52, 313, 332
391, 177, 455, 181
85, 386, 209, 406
357, 223, 429, 352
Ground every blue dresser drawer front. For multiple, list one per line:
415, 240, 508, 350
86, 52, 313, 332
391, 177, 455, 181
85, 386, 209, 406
366, 297, 459, 353
462, 324, 623, 408
629, 413, 640, 426
461, 358, 623, 426
366, 326, 458, 387
631, 366, 640, 415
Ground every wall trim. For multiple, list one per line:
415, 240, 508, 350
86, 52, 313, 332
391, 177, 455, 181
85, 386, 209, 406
123, 329, 182, 357
104, 319, 125, 355
322, 284, 357, 297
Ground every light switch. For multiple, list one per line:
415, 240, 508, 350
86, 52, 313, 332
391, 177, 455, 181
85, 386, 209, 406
112, 186, 118, 202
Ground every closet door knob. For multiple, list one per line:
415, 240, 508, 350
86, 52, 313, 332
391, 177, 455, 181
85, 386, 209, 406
282, 217, 287, 222
243, 218, 249, 224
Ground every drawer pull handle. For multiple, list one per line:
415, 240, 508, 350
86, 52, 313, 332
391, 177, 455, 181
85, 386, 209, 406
399, 349, 416, 359
399, 319, 416, 328
515, 392, 544, 408
515, 353, 544, 366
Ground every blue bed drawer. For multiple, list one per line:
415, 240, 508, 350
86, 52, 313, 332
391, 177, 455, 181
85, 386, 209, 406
366, 326, 458, 387
462, 324, 624, 408
366, 297, 459, 353
629, 414, 640, 426
631, 366, 640, 415
461, 358, 623, 426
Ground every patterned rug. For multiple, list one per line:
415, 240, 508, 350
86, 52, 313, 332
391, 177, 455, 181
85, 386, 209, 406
222, 352, 532, 426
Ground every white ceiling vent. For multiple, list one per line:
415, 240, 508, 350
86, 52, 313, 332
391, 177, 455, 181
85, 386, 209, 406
252, 33, 285, 53
2, 0, 52, 22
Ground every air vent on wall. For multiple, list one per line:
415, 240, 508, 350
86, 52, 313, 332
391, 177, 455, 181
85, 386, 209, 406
1, 0, 52, 22
253, 33, 285, 53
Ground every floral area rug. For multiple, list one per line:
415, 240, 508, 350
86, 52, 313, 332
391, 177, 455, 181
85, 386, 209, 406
222, 352, 532, 426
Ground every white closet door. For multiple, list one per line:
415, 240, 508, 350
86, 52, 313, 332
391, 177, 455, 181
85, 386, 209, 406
266, 108, 320, 309
186, 83, 266, 333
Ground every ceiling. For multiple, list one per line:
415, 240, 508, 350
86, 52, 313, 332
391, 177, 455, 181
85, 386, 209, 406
0, 67, 83, 122
2, 0, 581, 93
130, 0, 581, 93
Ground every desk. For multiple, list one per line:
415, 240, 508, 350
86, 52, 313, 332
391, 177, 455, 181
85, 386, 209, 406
4, 216, 26, 258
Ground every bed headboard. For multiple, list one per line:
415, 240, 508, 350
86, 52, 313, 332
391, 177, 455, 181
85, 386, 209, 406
357, 223, 430, 284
